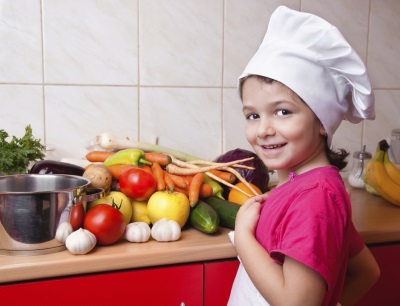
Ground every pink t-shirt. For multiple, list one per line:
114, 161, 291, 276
256, 166, 364, 305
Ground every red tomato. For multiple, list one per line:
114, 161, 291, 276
69, 202, 85, 231
83, 204, 126, 245
119, 167, 157, 201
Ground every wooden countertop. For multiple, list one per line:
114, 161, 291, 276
0, 227, 237, 284
1, 187, 400, 284
349, 186, 400, 244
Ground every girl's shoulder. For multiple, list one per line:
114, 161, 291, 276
269, 165, 349, 208
274, 165, 343, 192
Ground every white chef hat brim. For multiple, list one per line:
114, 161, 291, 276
239, 6, 375, 146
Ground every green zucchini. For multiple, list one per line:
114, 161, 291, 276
203, 197, 241, 229
190, 200, 220, 234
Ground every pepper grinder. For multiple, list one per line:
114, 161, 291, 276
348, 145, 372, 189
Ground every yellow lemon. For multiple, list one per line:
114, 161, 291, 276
88, 191, 133, 224
147, 191, 190, 228
131, 200, 151, 225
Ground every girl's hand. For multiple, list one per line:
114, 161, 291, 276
234, 193, 269, 245
246, 193, 270, 206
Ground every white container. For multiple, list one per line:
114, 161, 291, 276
348, 146, 371, 189
390, 129, 400, 165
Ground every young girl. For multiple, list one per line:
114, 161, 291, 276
228, 6, 379, 306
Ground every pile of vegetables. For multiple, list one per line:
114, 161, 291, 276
42, 132, 269, 255
84, 133, 263, 207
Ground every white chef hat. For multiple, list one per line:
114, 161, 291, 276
239, 6, 375, 146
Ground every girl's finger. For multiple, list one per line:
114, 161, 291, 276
243, 193, 269, 206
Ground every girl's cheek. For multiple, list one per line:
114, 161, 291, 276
245, 126, 256, 144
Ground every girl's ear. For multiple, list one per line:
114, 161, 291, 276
319, 125, 327, 137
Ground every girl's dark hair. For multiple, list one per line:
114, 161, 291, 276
240, 74, 349, 170
325, 143, 349, 170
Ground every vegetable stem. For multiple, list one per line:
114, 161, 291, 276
139, 158, 152, 166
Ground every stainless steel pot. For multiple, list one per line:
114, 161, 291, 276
0, 174, 103, 256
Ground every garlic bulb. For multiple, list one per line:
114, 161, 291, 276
124, 222, 151, 243
151, 218, 181, 242
55, 222, 73, 243
65, 228, 97, 255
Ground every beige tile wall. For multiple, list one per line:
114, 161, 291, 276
0, 0, 399, 175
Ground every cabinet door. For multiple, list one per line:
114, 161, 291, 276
355, 243, 400, 306
0, 263, 203, 306
204, 259, 239, 306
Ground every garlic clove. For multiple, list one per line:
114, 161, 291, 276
65, 228, 97, 255
55, 222, 73, 243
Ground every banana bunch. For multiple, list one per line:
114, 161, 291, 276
364, 140, 400, 206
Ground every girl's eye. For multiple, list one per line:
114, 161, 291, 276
246, 113, 259, 120
276, 109, 291, 116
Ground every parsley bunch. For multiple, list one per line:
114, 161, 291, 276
0, 125, 45, 175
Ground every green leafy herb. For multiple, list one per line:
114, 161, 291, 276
0, 125, 45, 175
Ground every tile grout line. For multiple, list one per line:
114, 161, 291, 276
221, 0, 226, 153
137, 0, 141, 141
40, 0, 47, 146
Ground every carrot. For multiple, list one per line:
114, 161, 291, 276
182, 174, 194, 186
86, 151, 115, 163
144, 152, 172, 167
108, 164, 134, 180
151, 162, 165, 191
199, 183, 213, 199
141, 164, 152, 173
174, 186, 189, 196
207, 169, 236, 184
168, 173, 188, 189
163, 171, 175, 192
188, 172, 204, 207
174, 183, 212, 199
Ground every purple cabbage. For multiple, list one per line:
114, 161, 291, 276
214, 148, 270, 198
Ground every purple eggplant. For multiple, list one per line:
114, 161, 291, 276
30, 160, 85, 176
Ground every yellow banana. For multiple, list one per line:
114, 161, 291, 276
365, 183, 380, 195
383, 149, 400, 185
365, 144, 400, 206
363, 172, 380, 195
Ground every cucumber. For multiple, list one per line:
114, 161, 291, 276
203, 197, 241, 229
190, 200, 220, 234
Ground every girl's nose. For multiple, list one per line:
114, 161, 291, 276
257, 121, 275, 138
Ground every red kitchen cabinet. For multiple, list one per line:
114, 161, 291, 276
355, 243, 400, 306
0, 263, 203, 306
2, 242, 397, 306
205, 244, 400, 306
203, 245, 400, 306
204, 259, 239, 306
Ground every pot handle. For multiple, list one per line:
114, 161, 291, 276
74, 187, 105, 204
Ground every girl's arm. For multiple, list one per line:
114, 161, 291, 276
340, 246, 380, 305
234, 197, 326, 305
